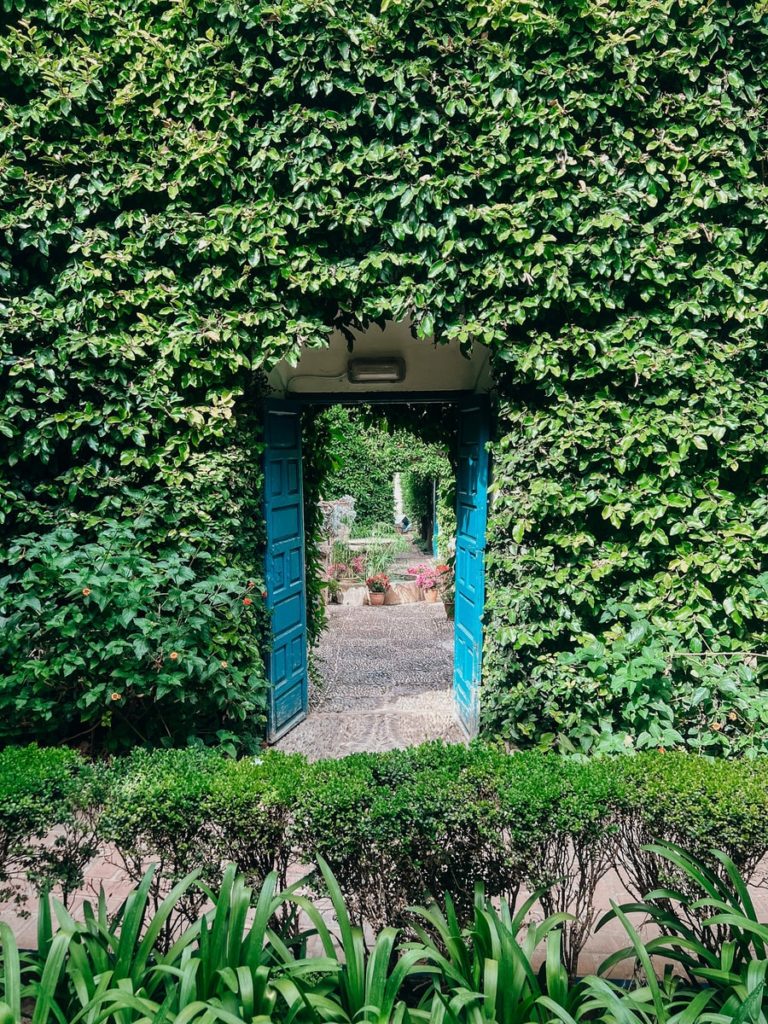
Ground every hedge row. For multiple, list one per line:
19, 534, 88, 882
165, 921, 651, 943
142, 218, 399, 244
4, 742, 768, 973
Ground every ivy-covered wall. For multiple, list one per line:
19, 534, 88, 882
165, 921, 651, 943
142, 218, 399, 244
1, 0, 766, 752
319, 407, 397, 531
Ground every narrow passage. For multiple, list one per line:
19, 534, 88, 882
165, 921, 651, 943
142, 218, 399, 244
275, 599, 462, 759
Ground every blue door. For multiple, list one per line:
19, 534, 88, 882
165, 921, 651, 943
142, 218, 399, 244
263, 402, 308, 741
453, 398, 490, 737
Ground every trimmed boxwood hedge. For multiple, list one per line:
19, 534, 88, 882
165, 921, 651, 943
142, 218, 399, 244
6, 742, 768, 973
1, 0, 766, 749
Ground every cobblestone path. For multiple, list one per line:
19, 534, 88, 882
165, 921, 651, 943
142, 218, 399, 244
275, 602, 463, 759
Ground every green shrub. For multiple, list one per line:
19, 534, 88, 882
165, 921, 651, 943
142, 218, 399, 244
479, 751, 624, 976
8, 740, 768, 978
400, 470, 433, 541
320, 407, 398, 531
485, 612, 768, 758
294, 743, 518, 930
616, 752, 768, 948
99, 746, 227, 943
0, 745, 100, 913
291, 753, 381, 922
0, 523, 269, 752
208, 750, 305, 893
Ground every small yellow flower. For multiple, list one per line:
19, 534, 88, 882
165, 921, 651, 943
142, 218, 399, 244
712, 722, 723, 732
220, 660, 228, 669
728, 711, 737, 721
82, 587, 91, 596
170, 651, 179, 661
111, 692, 121, 702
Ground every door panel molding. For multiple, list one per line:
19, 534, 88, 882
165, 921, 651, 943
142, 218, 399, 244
453, 396, 490, 737
263, 401, 308, 741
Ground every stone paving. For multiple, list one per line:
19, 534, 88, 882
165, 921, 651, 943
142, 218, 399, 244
275, 602, 464, 759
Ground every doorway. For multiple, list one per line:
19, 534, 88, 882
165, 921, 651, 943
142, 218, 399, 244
262, 392, 489, 748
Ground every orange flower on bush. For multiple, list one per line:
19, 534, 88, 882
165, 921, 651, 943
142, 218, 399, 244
82, 587, 91, 596
170, 651, 179, 660
712, 722, 723, 731
243, 597, 252, 606
111, 692, 121, 701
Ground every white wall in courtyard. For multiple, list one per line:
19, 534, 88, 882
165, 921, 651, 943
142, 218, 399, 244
267, 319, 492, 396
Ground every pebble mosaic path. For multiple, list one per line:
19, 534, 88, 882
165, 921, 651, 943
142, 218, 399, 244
275, 601, 464, 759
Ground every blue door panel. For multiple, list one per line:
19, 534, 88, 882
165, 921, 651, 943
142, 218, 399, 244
263, 402, 308, 741
453, 398, 489, 737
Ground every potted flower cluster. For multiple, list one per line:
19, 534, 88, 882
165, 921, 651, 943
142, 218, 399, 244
435, 564, 455, 619
407, 563, 453, 612
407, 562, 430, 588
322, 562, 348, 604
366, 573, 390, 605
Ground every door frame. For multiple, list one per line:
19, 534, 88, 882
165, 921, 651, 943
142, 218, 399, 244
263, 390, 491, 739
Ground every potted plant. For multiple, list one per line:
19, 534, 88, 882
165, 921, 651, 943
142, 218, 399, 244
322, 563, 348, 603
321, 577, 341, 604
408, 564, 442, 603
435, 563, 454, 619
366, 573, 390, 605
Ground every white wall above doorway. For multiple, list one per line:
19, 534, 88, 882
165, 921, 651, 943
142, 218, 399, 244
267, 319, 492, 396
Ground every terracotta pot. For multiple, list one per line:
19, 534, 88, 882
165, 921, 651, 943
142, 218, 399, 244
424, 588, 439, 603
368, 591, 386, 605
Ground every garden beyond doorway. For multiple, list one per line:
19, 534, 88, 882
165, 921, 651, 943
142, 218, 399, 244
275, 405, 464, 757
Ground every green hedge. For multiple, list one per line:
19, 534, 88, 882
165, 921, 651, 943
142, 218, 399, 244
0, 745, 104, 911
6, 742, 768, 974
4, 0, 765, 749
318, 406, 452, 534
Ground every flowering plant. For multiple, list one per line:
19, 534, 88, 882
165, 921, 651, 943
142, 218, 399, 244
406, 563, 431, 577
366, 573, 390, 594
435, 564, 454, 600
408, 564, 451, 591
327, 562, 349, 580
351, 554, 366, 578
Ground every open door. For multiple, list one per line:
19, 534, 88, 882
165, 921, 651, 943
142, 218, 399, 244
263, 401, 308, 741
453, 397, 490, 737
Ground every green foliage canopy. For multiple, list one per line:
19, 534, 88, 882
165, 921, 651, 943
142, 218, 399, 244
0, 0, 766, 747
319, 406, 451, 531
